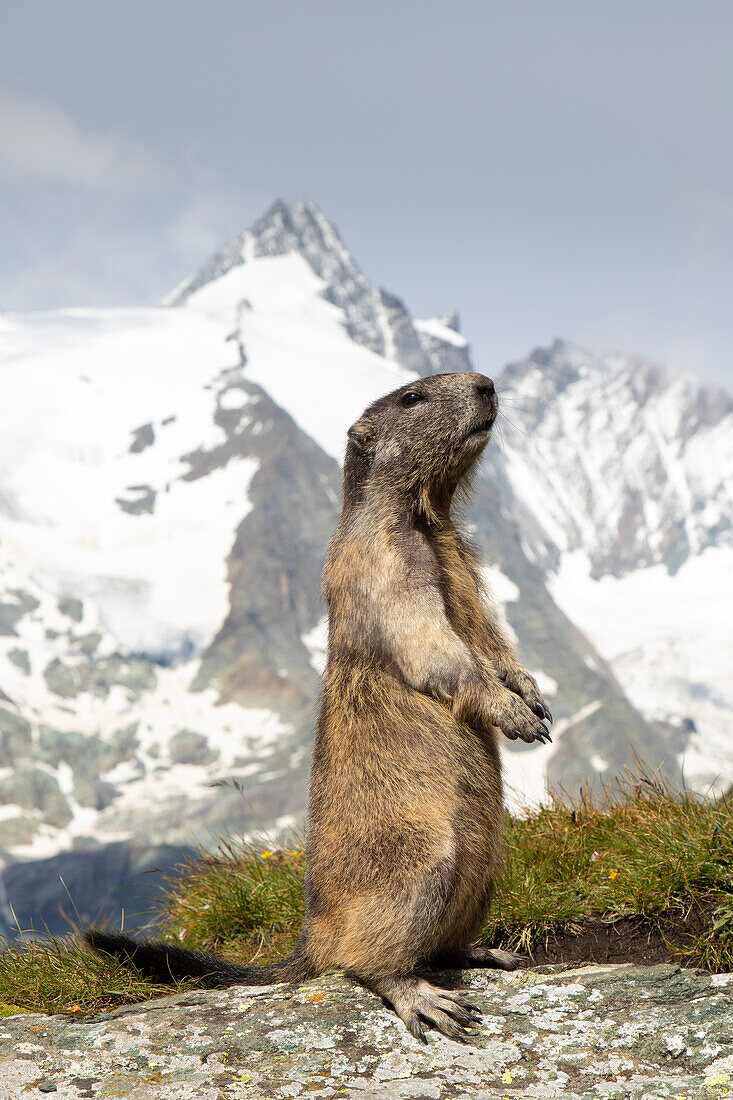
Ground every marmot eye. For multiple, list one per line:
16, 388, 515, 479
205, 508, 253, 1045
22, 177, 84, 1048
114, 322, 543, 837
401, 391, 425, 407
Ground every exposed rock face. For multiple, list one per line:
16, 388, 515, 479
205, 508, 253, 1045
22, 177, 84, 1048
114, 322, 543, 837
0, 965, 731, 1097
188, 376, 341, 717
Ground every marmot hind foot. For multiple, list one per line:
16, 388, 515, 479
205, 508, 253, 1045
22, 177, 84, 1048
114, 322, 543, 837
463, 945, 528, 969
361, 974, 482, 1042
431, 945, 528, 970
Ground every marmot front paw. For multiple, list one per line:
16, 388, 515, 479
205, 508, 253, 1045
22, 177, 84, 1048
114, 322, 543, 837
497, 666, 553, 724
487, 687, 552, 744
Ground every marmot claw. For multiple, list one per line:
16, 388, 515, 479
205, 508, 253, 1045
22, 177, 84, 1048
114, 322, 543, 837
489, 687, 551, 745
498, 667, 553, 727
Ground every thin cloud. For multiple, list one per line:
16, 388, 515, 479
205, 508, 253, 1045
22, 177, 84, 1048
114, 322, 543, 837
0, 92, 256, 310
0, 92, 166, 191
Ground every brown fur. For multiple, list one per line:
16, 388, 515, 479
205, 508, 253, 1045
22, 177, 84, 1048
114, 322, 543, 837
85, 372, 552, 1041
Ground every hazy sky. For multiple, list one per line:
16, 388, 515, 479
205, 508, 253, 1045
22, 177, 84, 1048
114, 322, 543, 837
2, 0, 732, 388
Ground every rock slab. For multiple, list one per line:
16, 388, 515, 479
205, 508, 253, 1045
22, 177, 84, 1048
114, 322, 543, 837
1, 964, 732, 1098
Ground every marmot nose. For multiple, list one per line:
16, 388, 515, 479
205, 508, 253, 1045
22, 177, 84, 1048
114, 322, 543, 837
475, 379, 495, 401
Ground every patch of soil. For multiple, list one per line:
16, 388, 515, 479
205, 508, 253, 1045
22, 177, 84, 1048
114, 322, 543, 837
524, 905, 714, 969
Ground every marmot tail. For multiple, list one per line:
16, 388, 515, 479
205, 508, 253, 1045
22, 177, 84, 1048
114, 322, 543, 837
84, 928, 314, 987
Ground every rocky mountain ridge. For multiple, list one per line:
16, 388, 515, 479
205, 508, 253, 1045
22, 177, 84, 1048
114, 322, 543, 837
167, 197, 472, 377
498, 339, 733, 579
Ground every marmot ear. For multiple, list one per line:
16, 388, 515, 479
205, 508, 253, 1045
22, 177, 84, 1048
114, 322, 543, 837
347, 417, 374, 451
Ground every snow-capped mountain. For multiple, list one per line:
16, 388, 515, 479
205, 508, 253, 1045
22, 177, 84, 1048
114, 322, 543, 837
499, 341, 732, 579
166, 198, 472, 381
495, 341, 733, 795
0, 198, 730, 929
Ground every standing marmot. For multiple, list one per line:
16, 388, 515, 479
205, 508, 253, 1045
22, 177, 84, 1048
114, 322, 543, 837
86, 371, 552, 1041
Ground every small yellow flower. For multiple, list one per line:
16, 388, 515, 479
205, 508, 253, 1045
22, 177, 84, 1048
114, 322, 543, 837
608, 869, 618, 880
261, 851, 273, 859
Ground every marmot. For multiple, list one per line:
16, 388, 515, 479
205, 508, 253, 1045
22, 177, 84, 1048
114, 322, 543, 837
86, 371, 552, 1041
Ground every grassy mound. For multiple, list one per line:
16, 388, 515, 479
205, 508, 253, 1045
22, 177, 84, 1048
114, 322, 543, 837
1, 776, 731, 1015
491, 775, 733, 970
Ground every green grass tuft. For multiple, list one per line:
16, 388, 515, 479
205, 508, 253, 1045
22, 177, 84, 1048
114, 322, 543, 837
0, 933, 193, 1016
159, 840, 306, 964
0, 1003, 30, 1016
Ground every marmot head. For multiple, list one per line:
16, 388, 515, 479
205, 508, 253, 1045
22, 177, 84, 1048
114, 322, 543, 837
344, 372, 498, 516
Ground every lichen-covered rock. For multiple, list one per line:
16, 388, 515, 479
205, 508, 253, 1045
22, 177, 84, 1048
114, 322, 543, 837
0, 964, 731, 1098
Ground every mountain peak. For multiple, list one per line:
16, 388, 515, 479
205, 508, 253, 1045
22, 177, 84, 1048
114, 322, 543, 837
249, 197, 350, 257
165, 198, 475, 377
165, 197, 359, 307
